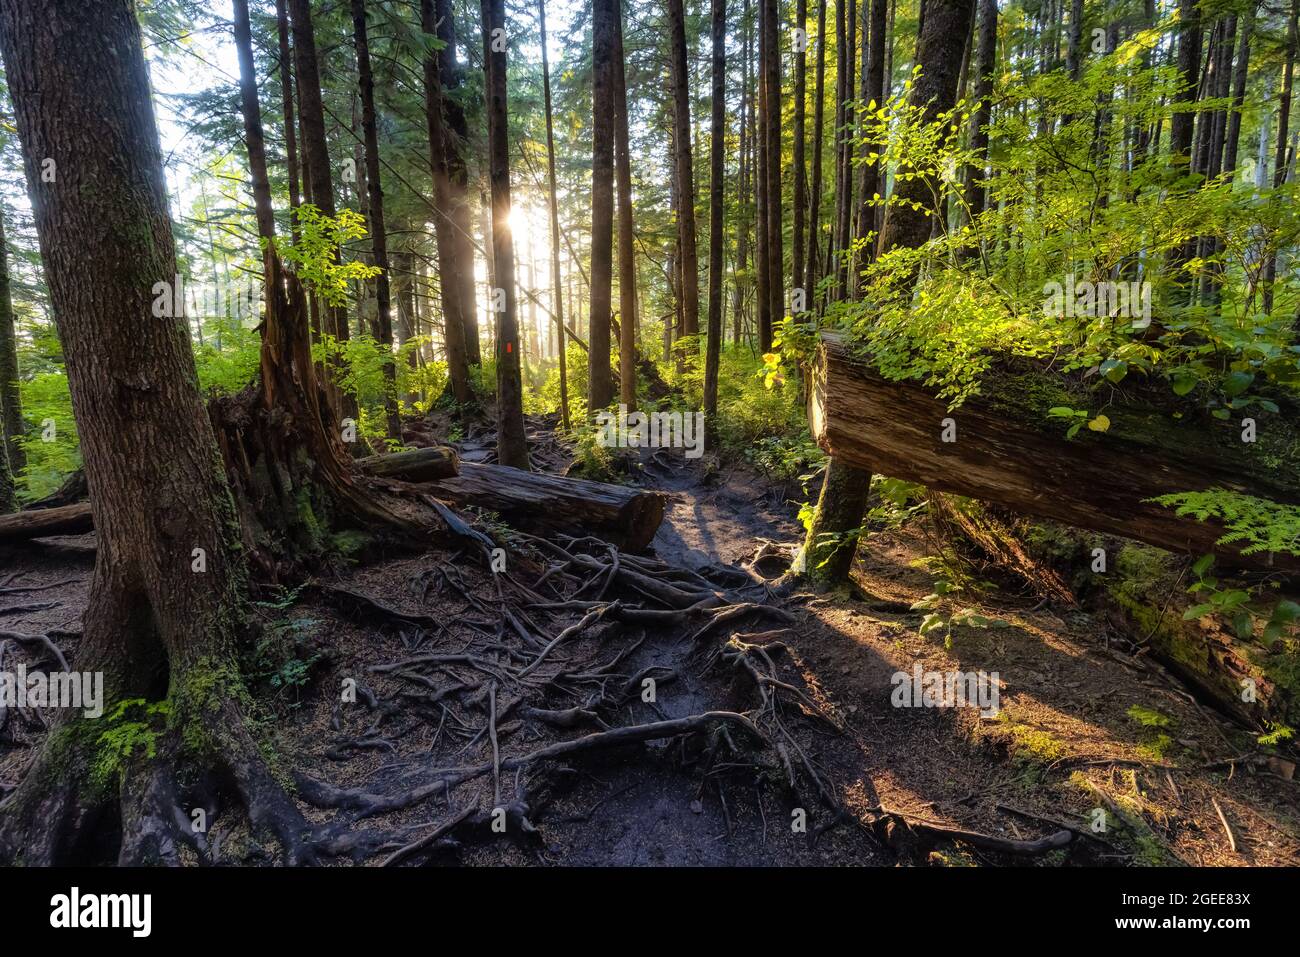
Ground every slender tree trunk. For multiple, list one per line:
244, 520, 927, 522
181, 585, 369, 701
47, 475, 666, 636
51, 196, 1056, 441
760, 0, 782, 349
792, 0, 808, 305
274, 0, 301, 241
733, 0, 754, 344
855, 0, 886, 268
481, 0, 529, 469
589, 0, 617, 412
806, 0, 827, 302
420, 0, 472, 404
704, 0, 727, 424
351, 0, 400, 439
538, 0, 570, 430
801, 0, 978, 589
613, 0, 639, 411
234, 0, 277, 244
0, 207, 22, 476
437, 0, 482, 365
1264, 0, 1299, 312
755, 4, 771, 350
667, 0, 702, 350
964, 0, 996, 222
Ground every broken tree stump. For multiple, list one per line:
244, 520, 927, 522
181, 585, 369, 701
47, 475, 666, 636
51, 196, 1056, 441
811, 332, 1300, 575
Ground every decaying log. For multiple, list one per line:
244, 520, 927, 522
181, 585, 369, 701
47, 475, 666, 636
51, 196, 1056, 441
811, 332, 1300, 575
0, 455, 666, 554
425, 463, 667, 552
0, 503, 94, 543
355, 446, 460, 482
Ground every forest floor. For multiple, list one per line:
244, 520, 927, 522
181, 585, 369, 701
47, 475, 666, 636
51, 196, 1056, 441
2, 411, 1298, 866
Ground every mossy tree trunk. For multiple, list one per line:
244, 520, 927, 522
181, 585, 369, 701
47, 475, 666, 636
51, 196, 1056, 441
0, 0, 319, 865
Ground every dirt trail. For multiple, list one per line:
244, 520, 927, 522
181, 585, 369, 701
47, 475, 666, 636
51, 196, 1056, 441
3, 440, 1297, 867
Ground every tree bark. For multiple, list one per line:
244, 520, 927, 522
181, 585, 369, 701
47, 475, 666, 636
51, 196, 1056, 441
589, 0, 617, 413
667, 0, 702, 351
480, 0, 530, 470
964, 0, 997, 222
805, 0, 827, 302
801, 0, 978, 588
0, 206, 22, 476
704, 0, 727, 425
233, 0, 277, 244
0, 0, 320, 865
420, 0, 473, 404
538, 0, 571, 430
613, 0, 639, 412
435, 0, 481, 365
351, 0, 402, 440
792, 0, 808, 304
760, 0, 782, 351
811, 333, 1300, 576
1263, 0, 1299, 313
273, 0, 302, 241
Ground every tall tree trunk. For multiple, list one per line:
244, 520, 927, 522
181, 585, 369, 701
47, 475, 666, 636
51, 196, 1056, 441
755, 4, 771, 350
288, 0, 356, 423
733, 0, 754, 344
538, 0, 570, 430
800, 0, 978, 589
760, 0, 782, 350
704, 0, 727, 424
792, 0, 808, 305
613, 0, 639, 411
274, 0, 301, 242
589, 0, 617, 412
234, 0, 277, 244
420, 0, 472, 404
436, 0, 481, 365
481, 0, 530, 469
806, 0, 828, 302
0, 0, 325, 864
1264, 0, 1299, 313
667, 0, 702, 353
0, 206, 22, 476
352, 0, 401, 440
964, 0, 996, 222
855, 0, 887, 269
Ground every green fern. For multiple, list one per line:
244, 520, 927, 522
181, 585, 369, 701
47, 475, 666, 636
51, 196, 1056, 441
1148, 489, 1300, 557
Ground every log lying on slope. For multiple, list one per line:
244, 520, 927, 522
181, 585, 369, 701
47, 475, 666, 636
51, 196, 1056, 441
811, 332, 1300, 575
0, 450, 666, 553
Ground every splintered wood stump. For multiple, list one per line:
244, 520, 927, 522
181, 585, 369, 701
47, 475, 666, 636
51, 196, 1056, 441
811, 332, 1300, 575
424, 463, 666, 552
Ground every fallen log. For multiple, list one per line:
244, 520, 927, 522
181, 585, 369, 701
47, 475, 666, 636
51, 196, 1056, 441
0, 455, 666, 554
0, 503, 93, 543
424, 463, 666, 552
355, 446, 459, 483
811, 332, 1300, 575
